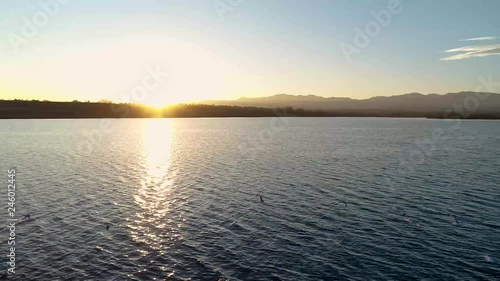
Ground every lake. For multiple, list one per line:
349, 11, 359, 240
1, 118, 499, 280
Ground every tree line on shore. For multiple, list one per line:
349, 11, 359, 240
1, 99, 499, 119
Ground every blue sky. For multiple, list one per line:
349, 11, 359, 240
0, 0, 499, 105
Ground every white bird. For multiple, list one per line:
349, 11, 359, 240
485, 255, 495, 263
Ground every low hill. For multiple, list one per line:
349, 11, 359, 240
201, 92, 500, 114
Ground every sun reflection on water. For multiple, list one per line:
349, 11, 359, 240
126, 119, 181, 252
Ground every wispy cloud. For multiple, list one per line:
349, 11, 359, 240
460, 36, 497, 42
442, 36, 500, 60
441, 44, 500, 60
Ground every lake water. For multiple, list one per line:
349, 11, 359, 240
1, 118, 499, 280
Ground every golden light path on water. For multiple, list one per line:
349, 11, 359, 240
126, 119, 180, 253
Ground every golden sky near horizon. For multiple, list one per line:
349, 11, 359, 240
1, 1, 499, 107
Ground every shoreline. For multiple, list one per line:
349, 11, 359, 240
1, 100, 499, 120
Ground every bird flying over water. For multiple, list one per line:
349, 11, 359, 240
484, 255, 495, 263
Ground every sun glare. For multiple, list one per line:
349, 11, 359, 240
1, 35, 238, 105
127, 119, 177, 251
114, 36, 235, 107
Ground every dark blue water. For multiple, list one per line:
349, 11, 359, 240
1, 118, 499, 280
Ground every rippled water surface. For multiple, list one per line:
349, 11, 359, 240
1, 118, 499, 280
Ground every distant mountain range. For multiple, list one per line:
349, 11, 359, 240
2, 92, 500, 119
200, 92, 500, 114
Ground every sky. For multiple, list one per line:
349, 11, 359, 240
0, 0, 499, 106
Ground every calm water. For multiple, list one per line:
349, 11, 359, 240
1, 118, 499, 280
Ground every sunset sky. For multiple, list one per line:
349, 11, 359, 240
0, 0, 499, 106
